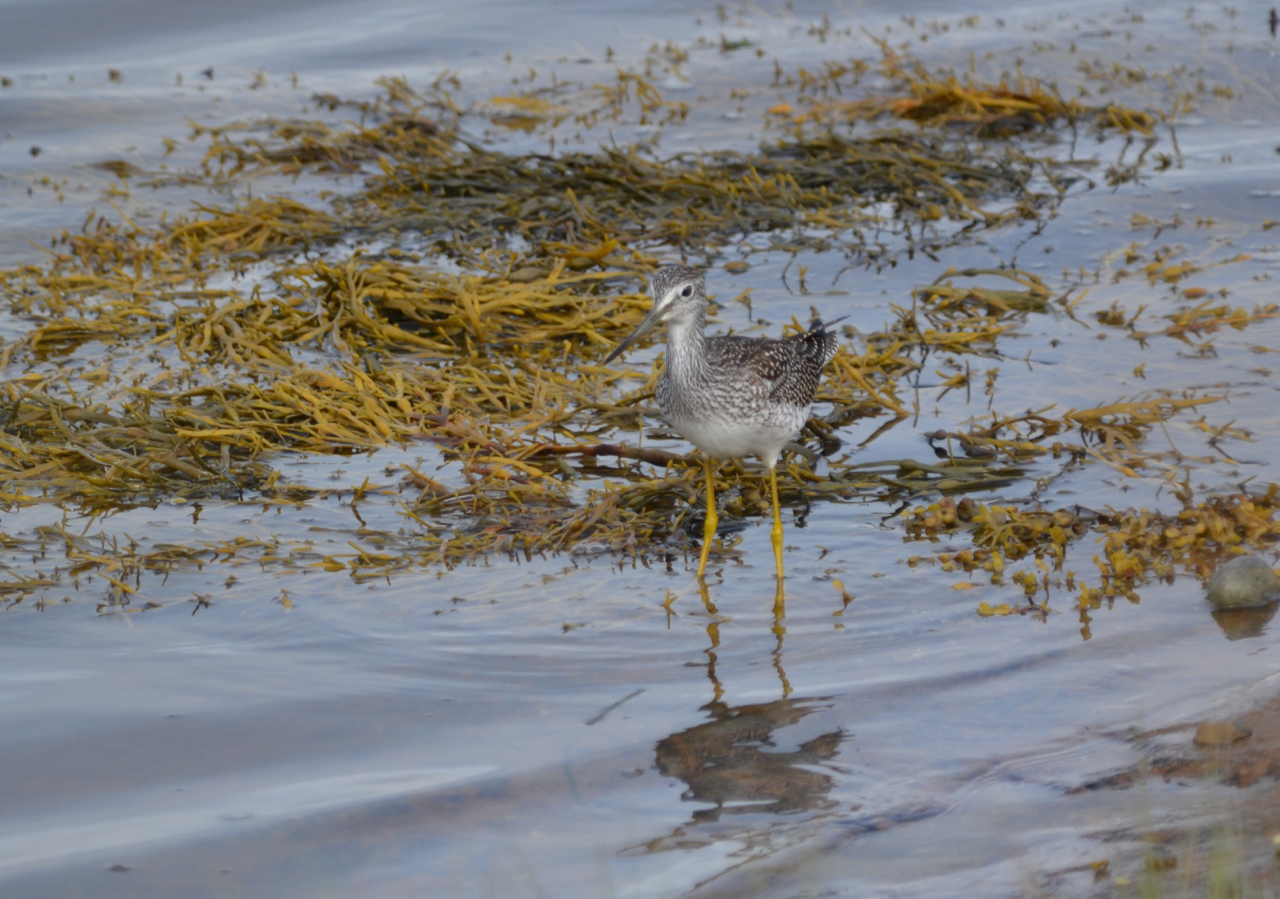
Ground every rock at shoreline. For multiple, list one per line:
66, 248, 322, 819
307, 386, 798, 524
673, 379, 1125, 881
1206, 555, 1280, 609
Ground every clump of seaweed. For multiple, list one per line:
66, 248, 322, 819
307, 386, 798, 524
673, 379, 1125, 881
772, 44, 1158, 139
195, 106, 1065, 271
901, 476, 1280, 624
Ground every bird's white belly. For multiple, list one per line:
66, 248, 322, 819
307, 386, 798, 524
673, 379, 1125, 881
667, 410, 805, 465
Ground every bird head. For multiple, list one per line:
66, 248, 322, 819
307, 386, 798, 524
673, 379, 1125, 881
603, 266, 705, 364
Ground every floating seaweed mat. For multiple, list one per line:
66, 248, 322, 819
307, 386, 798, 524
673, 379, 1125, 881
1061, 396, 1219, 451
914, 267, 1053, 316
193, 88, 450, 177
167, 197, 338, 256
0, 229, 1209, 561
904, 497, 1085, 567
785, 55, 1157, 138
0, 60, 1211, 570
280, 256, 652, 353
896, 456, 1279, 613
354, 132, 1059, 264
830, 456, 1028, 496
1163, 298, 1279, 342
190, 88, 1065, 269
897, 484, 1280, 613
154, 257, 651, 365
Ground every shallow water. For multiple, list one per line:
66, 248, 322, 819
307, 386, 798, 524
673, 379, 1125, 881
4, 1, 1280, 896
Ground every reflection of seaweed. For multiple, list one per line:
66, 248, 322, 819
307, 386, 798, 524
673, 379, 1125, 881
654, 698, 843, 824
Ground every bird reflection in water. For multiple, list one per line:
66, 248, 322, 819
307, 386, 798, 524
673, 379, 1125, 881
653, 698, 844, 825
653, 590, 844, 828
688, 580, 793, 704
640, 506, 854, 839
634, 578, 848, 855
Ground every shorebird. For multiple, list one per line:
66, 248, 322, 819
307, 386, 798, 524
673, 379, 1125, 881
604, 265, 843, 597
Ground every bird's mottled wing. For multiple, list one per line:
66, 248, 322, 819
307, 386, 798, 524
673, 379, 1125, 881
702, 324, 838, 409
699, 336, 772, 379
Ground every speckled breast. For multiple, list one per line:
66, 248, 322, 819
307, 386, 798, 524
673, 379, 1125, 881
657, 369, 809, 463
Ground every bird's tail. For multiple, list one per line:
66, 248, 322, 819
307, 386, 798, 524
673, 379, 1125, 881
805, 315, 849, 366
807, 315, 849, 332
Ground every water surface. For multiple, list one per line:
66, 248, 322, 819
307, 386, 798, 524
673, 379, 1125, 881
3, 1, 1280, 896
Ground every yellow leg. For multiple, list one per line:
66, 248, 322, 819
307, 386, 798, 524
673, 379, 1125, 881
697, 457, 718, 579
769, 464, 785, 608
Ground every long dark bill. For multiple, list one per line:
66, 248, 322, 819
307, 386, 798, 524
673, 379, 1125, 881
602, 305, 664, 365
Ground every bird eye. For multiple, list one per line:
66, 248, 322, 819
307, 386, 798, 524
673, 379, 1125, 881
681, 285, 693, 297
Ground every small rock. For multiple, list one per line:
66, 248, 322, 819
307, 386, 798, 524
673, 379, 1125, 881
1193, 720, 1251, 746
723, 260, 751, 274
1206, 555, 1280, 609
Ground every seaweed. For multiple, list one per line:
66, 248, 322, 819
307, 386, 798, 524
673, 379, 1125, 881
0, 40, 1264, 619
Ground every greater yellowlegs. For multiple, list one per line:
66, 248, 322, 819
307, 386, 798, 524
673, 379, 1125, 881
604, 265, 843, 596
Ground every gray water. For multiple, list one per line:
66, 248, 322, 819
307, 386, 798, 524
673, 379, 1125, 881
4, 1, 1280, 896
